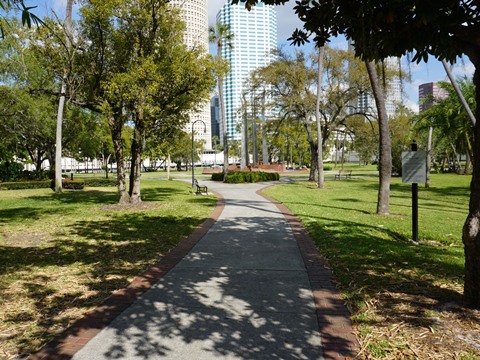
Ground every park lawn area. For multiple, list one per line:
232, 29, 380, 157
0, 179, 216, 359
264, 173, 480, 359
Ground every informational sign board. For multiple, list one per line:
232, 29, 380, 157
402, 151, 426, 184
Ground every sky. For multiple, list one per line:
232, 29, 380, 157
32, 0, 475, 113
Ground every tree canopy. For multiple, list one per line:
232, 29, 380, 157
233, 0, 480, 307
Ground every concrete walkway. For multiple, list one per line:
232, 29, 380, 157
30, 180, 357, 360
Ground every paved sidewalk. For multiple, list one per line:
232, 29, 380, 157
30, 180, 357, 360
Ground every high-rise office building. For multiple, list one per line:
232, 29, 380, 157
418, 82, 449, 112
170, 0, 212, 149
216, 1, 277, 141
349, 40, 402, 118
356, 57, 402, 118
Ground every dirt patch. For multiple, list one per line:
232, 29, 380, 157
2, 233, 46, 247
99, 202, 163, 212
356, 291, 480, 358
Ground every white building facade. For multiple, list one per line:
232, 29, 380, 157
216, 1, 277, 141
170, 0, 212, 149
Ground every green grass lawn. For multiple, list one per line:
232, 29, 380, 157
0, 179, 216, 359
264, 173, 479, 358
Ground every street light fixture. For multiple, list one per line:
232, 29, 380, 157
191, 119, 207, 188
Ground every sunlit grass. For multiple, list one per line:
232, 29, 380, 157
264, 173, 477, 357
0, 180, 216, 359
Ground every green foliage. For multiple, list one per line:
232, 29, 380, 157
211, 172, 225, 181
220, 171, 280, 183
414, 78, 474, 173
0, 161, 24, 182
264, 174, 470, 356
390, 107, 415, 176
83, 178, 117, 187
77, 0, 216, 202
49, 179, 84, 190
0, 180, 51, 190
0, 180, 216, 357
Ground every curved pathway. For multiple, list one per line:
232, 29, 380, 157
30, 180, 357, 360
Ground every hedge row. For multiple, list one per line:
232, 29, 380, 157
212, 171, 280, 183
83, 178, 118, 187
0, 181, 52, 190
0, 178, 117, 190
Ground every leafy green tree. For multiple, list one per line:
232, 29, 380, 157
237, 0, 480, 308
76, 0, 215, 204
258, 47, 369, 180
259, 50, 317, 179
54, 0, 74, 192
0, 86, 55, 170
390, 106, 415, 176
209, 22, 234, 174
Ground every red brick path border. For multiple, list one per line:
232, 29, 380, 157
27, 193, 225, 360
259, 189, 360, 360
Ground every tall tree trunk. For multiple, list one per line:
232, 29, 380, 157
261, 90, 268, 165
219, 76, 229, 175
426, 125, 433, 188
167, 153, 171, 180
129, 125, 143, 204
366, 61, 391, 215
463, 65, 480, 308
241, 93, 248, 168
303, 122, 317, 181
109, 113, 129, 204
252, 97, 258, 166
54, 0, 73, 193
129, 138, 142, 204
316, 46, 325, 189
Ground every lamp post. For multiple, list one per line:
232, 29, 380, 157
191, 119, 207, 188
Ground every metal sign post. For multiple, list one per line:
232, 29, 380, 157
402, 141, 426, 243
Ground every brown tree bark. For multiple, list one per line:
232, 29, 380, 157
366, 61, 391, 215
463, 65, 480, 308
219, 75, 229, 175
128, 126, 143, 204
316, 46, 325, 189
109, 112, 130, 204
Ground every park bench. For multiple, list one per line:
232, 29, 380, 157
334, 169, 352, 180
194, 179, 208, 195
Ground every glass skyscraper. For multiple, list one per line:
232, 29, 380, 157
216, 1, 277, 141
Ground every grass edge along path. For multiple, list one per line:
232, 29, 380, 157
0, 180, 218, 360
263, 174, 480, 359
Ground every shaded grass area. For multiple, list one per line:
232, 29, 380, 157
264, 174, 480, 358
0, 180, 216, 359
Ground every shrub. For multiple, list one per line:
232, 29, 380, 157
323, 165, 333, 171
83, 178, 118, 187
0, 181, 51, 190
223, 171, 279, 183
211, 172, 225, 181
0, 161, 24, 182
50, 179, 85, 190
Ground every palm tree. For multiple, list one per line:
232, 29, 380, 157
209, 22, 233, 175
54, 0, 74, 192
